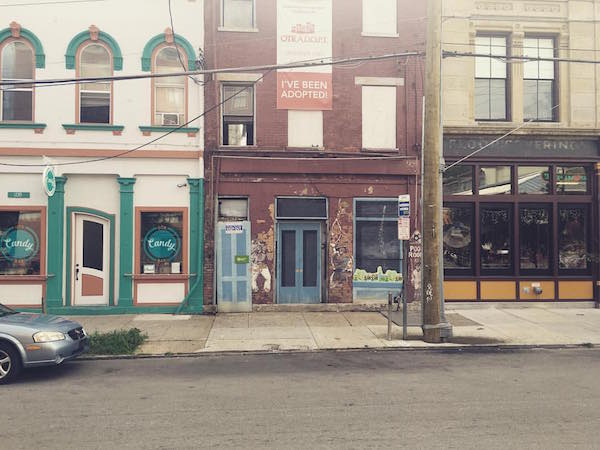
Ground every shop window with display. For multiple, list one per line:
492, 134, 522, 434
0, 209, 43, 276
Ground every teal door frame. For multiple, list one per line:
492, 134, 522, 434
277, 222, 322, 304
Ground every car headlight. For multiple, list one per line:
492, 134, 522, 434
33, 331, 66, 343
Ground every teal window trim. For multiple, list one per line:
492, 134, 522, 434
0, 27, 45, 68
62, 124, 124, 132
141, 33, 197, 71
0, 123, 46, 129
139, 125, 199, 133
65, 207, 115, 307
65, 30, 123, 70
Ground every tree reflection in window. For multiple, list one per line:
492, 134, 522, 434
519, 207, 550, 271
480, 206, 511, 272
443, 205, 473, 271
559, 207, 588, 270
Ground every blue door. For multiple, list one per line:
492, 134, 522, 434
277, 222, 321, 304
216, 221, 252, 312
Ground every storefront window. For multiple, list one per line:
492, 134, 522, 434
139, 211, 184, 274
559, 206, 588, 270
518, 166, 550, 194
519, 206, 550, 271
353, 200, 402, 282
556, 166, 588, 194
480, 206, 512, 272
0, 210, 42, 275
443, 166, 473, 195
443, 205, 473, 272
479, 166, 511, 195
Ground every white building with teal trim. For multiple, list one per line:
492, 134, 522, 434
0, 1, 205, 314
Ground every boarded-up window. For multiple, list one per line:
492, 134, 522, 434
287, 110, 323, 148
362, 85, 396, 149
362, 0, 397, 35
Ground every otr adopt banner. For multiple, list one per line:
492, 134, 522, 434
277, 0, 332, 110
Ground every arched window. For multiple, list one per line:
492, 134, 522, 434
0, 40, 34, 121
78, 42, 112, 124
153, 46, 186, 126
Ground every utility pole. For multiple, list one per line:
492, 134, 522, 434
422, 0, 449, 343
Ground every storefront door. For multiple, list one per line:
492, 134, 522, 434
277, 222, 321, 304
73, 214, 110, 306
216, 221, 252, 312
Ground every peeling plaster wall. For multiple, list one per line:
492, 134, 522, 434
328, 198, 353, 303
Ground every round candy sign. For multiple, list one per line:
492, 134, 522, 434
1, 227, 40, 261
143, 227, 181, 261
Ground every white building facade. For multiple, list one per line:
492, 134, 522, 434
0, 0, 205, 314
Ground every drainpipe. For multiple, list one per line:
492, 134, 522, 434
176, 179, 204, 314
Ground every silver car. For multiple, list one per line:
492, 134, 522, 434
0, 303, 89, 383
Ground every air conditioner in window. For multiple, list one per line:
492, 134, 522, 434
160, 113, 180, 126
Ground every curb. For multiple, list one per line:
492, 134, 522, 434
78, 342, 599, 362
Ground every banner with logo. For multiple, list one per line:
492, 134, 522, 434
277, 0, 332, 110
143, 226, 181, 261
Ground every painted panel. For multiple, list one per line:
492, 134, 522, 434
0, 284, 42, 306
137, 282, 185, 304
288, 110, 323, 148
480, 281, 516, 300
362, 86, 396, 149
81, 274, 103, 296
135, 176, 189, 207
558, 281, 594, 300
444, 281, 477, 300
519, 281, 555, 301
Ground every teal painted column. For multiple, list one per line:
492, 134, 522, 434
176, 178, 203, 313
117, 177, 136, 308
46, 176, 67, 309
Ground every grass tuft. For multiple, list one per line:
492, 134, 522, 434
88, 328, 148, 355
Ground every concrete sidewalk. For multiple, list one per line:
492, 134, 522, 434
70, 305, 600, 355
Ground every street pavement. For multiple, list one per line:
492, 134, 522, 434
3, 348, 600, 449
70, 305, 600, 355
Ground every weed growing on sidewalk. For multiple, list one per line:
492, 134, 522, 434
88, 328, 148, 355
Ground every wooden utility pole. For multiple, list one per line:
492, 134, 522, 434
422, 0, 444, 343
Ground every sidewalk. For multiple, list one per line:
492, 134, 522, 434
70, 305, 600, 356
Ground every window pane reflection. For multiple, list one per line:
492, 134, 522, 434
443, 206, 473, 271
519, 207, 550, 271
559, 207, 588, 270
518, 166, 550, 194
479, 166, 511, 195
443, 166, 473, 195
556, 166, 587, 194
480, 206, 511, 271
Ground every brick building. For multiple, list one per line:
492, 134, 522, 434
203, 0, 425, 311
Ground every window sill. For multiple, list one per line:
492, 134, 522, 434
219, 145, 257, 150
133, 274, 192, 281
0, 275, 48, 282
62, 124, 124, 135
218, 26, 259, 33
139, 126, 199, 137
361, 147, 399, 153
0, 122, 46, 133
361, 32, 399, 38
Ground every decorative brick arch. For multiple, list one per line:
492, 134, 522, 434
0, 21, 45, 68
65, 25, 123, 70
141, 28, 196, 71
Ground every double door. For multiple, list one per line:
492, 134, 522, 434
277, 222, 321, 304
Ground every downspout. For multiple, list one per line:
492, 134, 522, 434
177, 180, 204, 314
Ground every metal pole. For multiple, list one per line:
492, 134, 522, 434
403, 294, 408, 340
387, 292, 392, 341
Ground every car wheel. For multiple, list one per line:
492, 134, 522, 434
0, 342, 22, 384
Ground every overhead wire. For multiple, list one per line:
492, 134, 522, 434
167, 0, 204, 86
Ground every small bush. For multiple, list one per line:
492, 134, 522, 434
88, 328, 148, 355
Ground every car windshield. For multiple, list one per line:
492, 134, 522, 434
0, 304, 17, 317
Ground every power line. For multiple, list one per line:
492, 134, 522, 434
0, 51, 423, 88
0, 0, 106, 6
0, 70, 273, 167
443, 50, 600, 65
442, 41, 600, 54
168, 0, 204, 86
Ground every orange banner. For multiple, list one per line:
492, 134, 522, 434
277, 72, 332, 110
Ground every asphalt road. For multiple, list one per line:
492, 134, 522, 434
3, 348, 600, 449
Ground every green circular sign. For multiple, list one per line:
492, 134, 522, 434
1, 227, 39, 261
43, 166, 56, 197
143, 227, 181, 261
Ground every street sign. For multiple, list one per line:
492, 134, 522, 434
42, 166, 56, 197
398, 217, 410, 240
398, 194, 410, 217
8, 192, 30, 199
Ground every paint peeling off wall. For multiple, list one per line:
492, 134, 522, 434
328, 199, 353, 303
251, 203, 275, 298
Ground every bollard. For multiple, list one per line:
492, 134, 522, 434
402, 294, 408, 340
387, 292, 393, 340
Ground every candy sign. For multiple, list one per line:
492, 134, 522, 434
143, 227, 181, 261
1, 227, 39, 261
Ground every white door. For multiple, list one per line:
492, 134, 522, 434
73, 214, 110, 306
